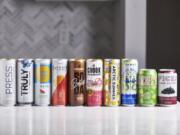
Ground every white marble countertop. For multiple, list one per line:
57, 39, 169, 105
0, 103, 179, 135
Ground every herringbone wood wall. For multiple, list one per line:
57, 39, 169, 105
0, 0, 117, 58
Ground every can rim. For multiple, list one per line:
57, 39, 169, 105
139, 69, 156, 71
86, 58, 103, 61
104, 58, 120, 61
35, 59, 51, 63
52, 58, 68, 61
159, 69, 176, 73
122, 58, 138, 61
18, 58, 34, 61
69, 58, 85, 61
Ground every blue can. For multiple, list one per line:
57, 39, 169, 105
121, 59, 138, 106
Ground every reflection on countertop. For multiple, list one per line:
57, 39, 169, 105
0, 104, 179, 135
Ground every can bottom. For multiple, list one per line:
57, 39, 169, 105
139, 104, 156, 107
122, 104, 135, 107
158, 104, 177, 107
34, 104, 50, 106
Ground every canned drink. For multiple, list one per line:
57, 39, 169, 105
35, 59, 51, 106
69, 59, 85, 106
86, 59, 103, 106
0, 59, 16, 106
121, 59, 138, 106
138, 69, 157, 106
104, 59, 120, 106
52, 59, 68, 106
17, 59, 34, 105
158, 69, 177, 106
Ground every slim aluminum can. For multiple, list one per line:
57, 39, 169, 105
0, 59, 16, 106
158, 69, 177, 106
35, 59, 51, 106
138, 69, 157, 106
104, 59, 120, 106
52, 59, 68, 106
121, 59, 138, 106
86, 59, 103, 106
69, 59, 85, 106
17, 59, 34, 105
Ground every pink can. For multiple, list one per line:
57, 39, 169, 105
86, 59, 103, 106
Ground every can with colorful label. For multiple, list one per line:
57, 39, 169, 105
158, 69, 177, 106
121, 59, 138, 106
69, 59, 85, 106
17, 59, 34, 105
0, 59, 16, 106
104, 59, 120, 106
138, 69, 157, 106
86, 59, 103, 106
52, 59, 68, 106
35, 59, 51, 106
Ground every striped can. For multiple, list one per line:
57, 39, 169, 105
17, 59, 34, 105
0, 59, 16, 106
121, 59, 138, 106
138, 69, 157, 106
52, 59, 68, 106
35, 59, 51, 106
86, 59, 103, 106
104, 59, 120, 106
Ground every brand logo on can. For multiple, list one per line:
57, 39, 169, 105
111, 65, 116, 100
5, 66, 13, 94
20, 69, 29, 95
72, 72, 85, 94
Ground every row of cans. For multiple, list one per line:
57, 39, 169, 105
0, 58, 177, 107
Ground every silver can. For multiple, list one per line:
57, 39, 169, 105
35, 59, 51, 106
17, 59, 34, 105
0, 59, 16, 106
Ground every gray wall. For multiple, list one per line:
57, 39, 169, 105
0, 0, 118, 58
147, 0, 180, 100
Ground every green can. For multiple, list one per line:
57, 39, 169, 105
138, 69, 157, 106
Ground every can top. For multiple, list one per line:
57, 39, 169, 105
18, 58, 34, 61
35, 59, 51, 63
159, 69, 176, 73
122, 58, 138, 63
69, 58, 85, 61
86, 59, 103, 62
52, 58, 68, 62
139, 69, 157, 73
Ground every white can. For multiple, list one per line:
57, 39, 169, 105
17, 59, 34, 105
0, 59, 16, 106
52, 59, 68, 106
35, 59, 51, 106
86, 59, 103, 106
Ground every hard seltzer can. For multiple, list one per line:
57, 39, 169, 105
138, 69, 157, 106
158, 69, 177, 106
104, 59, 120, 106
0, 59, 16, 106
121, 59, 138, 106
17, 59, 34, 105
86, 59, 103, 106
35, 59, 51, 106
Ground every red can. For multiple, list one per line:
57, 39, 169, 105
52, 59, 68, 106
158, 69, 177, 106
86, 59, 103, 106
